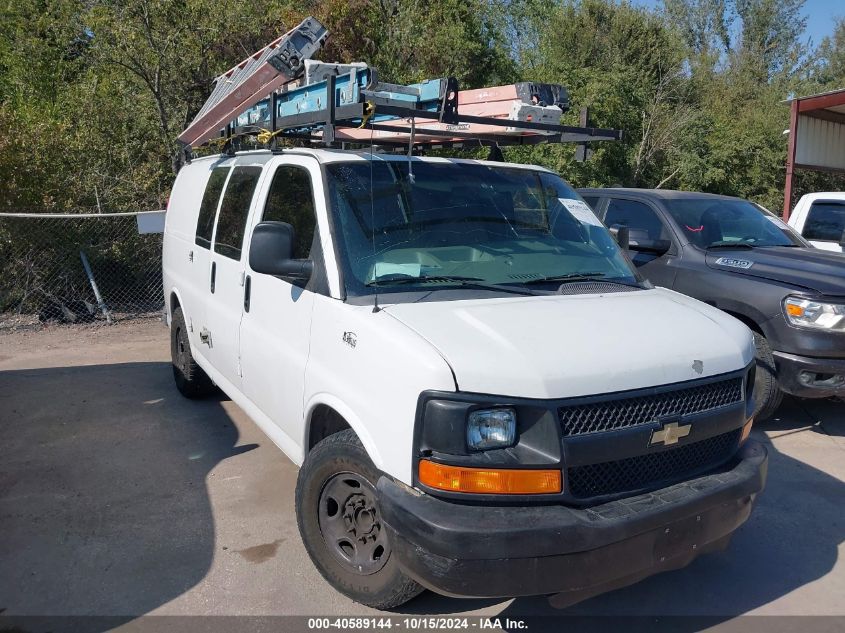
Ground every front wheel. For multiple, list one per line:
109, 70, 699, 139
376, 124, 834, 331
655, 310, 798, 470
295, 429, 424, 609
170, 307, 216, 398
752, 331, 784, 420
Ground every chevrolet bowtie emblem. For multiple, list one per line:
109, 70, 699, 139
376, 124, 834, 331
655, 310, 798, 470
649, 421, 691, 446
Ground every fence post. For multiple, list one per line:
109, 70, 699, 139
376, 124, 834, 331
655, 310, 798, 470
79, 250, 113, 324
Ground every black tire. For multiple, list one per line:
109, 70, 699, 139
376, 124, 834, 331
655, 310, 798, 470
752, 331, 784, 421
296, 429, 424, 609
170, 307, 216, 398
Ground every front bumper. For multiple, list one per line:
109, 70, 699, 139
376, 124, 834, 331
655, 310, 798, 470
378, 440, 767, 605
774, 351, 845, 398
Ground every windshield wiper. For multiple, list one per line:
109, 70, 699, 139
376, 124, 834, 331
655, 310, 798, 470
366, 275, 538, 296
520, 272, 643, 289
521, 272, 605, 285
367, 274, 483, 286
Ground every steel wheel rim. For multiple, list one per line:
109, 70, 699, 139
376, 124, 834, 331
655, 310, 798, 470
317, 471, 390, 575
175, 325, 188, 371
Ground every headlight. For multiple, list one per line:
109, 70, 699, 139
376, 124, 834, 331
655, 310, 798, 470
467, 408, 516, 451
783, 296, 845, 332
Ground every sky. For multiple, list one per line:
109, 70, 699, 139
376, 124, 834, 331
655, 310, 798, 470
800, 0, 844, 46
630, 0, 842, 48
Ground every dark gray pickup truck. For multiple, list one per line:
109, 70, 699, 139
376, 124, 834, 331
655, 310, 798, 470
579, 188, 845, 419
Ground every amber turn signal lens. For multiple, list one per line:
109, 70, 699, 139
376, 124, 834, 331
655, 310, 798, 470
418, 460, 562, 494
785, 303, 805, 317
740, 418, 754, 444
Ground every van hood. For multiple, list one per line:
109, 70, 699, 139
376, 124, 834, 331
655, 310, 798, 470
382, 288, 753, 399
705, 246, 845, 296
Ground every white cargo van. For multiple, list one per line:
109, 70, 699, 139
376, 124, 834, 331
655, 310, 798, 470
163, 148, 767, 609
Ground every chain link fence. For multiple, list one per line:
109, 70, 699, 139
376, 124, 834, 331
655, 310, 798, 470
0, 211, 165, 331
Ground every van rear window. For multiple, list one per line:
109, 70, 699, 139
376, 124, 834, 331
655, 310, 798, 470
195, 167, 229, 249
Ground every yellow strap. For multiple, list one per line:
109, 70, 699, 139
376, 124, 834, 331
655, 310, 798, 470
256, 128, 284, 145
358, 101, 375, 129
207, 130, 252, 149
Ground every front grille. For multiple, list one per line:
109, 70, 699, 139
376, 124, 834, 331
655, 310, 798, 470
559, 377, 743, 437
567, 429, 742, 498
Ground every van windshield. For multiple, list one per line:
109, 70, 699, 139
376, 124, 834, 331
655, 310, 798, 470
325, 160, 639, 296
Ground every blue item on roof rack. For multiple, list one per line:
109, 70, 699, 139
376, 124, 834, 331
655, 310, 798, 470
234, 66, 450, 132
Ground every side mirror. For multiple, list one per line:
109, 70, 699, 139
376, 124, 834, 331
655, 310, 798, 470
608, 225, 630, 251
249, 221, 314, 281
630, 238, 671, 255
625, 228, 670, 255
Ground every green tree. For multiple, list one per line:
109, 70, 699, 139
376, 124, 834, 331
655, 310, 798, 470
278, 0, 515, 87
507, 0, 694, 189
664, 0, 733, 66
815, 17, 845, 87
0, 0, 840, 217
733, 0, 808, 84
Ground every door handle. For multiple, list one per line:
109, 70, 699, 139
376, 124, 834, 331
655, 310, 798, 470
210, 261, 216, 293
244, 275, 251, 312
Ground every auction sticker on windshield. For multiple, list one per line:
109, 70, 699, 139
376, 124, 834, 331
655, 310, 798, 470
560, 198, 603, 226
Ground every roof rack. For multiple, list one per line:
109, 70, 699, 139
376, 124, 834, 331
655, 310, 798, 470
179, 16, 623, 159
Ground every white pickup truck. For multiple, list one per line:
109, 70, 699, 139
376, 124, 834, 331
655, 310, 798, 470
788, 192, 845, 252
162, 148, 766, 609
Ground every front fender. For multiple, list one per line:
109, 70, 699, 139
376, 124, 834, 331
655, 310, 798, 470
303, 298, 456, 485
711, 297, 773, 337
303, 394, 384, 471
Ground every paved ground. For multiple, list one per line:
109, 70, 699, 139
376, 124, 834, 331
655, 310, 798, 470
0, 320, 843, 631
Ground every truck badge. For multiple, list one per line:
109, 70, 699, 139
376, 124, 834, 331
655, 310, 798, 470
650, 421, 691, 446
715, 257, 753, 270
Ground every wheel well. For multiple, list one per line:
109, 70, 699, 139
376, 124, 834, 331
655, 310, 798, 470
308, 405, 352, 451
170, 292, 181, 315
723, 310, 762, 335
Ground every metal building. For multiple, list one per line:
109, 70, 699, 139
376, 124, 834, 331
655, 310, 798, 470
784, 88, 845, 219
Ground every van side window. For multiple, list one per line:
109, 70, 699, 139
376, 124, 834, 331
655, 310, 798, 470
804, 202, 845, 241
195, 167, 229, 249
213, 166, 263, 260
263, 165, 317, 259
604, 198, 668, 240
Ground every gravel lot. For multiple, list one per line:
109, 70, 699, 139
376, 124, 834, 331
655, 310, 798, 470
0, 319, 843, 632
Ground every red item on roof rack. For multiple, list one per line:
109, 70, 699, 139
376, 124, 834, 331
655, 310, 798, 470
332, 83, 567, 145
177, 17, 327, 148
